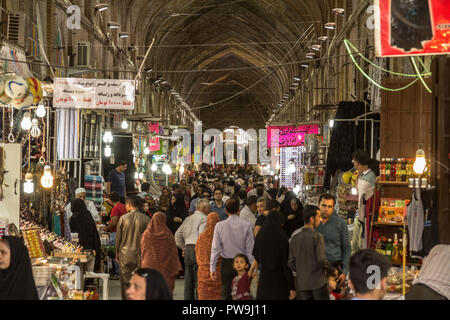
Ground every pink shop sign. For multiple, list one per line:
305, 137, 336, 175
148, 123, 160, 151
267, 124, 319, 148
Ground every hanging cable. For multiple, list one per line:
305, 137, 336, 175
410, 57, 432, 93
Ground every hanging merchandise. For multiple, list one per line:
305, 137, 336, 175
56, 109, 80, 160
30, 119, 41, 138
84, 175, 104, 213
4, 75, 29, 100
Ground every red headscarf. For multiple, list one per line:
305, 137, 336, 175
140, 212, 181, 292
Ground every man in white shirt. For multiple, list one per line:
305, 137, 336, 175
239, 195, 258, 227
66, 188, 99, 222
175, 199, 209, 300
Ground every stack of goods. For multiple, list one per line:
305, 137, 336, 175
0, 218, 18, 237
56, 109, 80, 160
374, 232, 422, 264
336, 172, 358, 222
22, 228, 46, 259
379, 158, 430, 182
386, 267, 420, 294
82, 111, 102, 158
85, 175, 104, 212
377, 198, 409, 224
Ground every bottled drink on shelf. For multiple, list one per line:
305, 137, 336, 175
380, 158, 386, 181
385, 238, 393, 260
375, 238, 384, 255
381, 236, 387, 255
392, 233, 400, 262
385, 158, 391, 181
390, 158, 396, 181
396, 159, 402, 182
401, 158, 407, 182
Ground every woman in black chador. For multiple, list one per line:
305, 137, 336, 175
390, 0, 433, 52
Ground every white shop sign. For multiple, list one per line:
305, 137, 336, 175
53, 78, 135, 110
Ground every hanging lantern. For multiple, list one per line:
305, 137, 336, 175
103, 130, 113, 143
24, 173, 34, 194
21, 112, 32, 130
30, 119, 41, 138
144, 147, 150, 155
36, 104, 46, 118
151, 163, 157, 172
121, 119, 129, 129
104, 145, 112, 157
134, 171, 139, 179
138, 172, 144, 179
162, 163, 172, 175
40, 165, 54, 188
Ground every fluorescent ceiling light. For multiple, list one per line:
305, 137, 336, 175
119, 32, 129, 38
294, 76, 301, 81
325, 22, 336, 30
306, 52, 315, 58
332, 8, 345, 15
108, 22, 120, 29
95, 3, 109, 12
319, 36, 329, 41
311, 44, 321, 51
301, 64, 309, 68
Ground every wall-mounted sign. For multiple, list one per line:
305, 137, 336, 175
375, 0, 450, 57
53, 78, 135, 109
267, 124, 319, 148
148, 122, 160, 152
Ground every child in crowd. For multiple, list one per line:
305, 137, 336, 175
142, 201, 153, 219
231, 254, 252, 300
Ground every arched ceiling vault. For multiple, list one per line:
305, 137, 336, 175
121, 0, 330, 129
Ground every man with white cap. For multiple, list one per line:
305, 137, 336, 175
65, 187, 100, 222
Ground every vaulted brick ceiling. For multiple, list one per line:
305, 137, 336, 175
122, 0, 329, 129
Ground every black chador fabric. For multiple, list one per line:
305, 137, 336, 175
69, 198, 102, 272
253, 211, 295, 300
0, 237, 39, 300
390, 0, 433, 52
166, 193, 187, 234
324, 101, 374, 190
421, 188, 439, 256
282, 197, 304, 239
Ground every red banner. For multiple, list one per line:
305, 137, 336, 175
375, 0, 450, 57
267, 124, 319, 148
148, 122, 160, 151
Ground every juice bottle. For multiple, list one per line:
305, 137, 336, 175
385, 158, 391, 181
385, 238, 393, 260
390, 158, 396, 181
375, 238, 383, 255
401, 158, 407, 182
381, 236, 387, 255
380, 158, 386, 181
392, 233, 399, 262
396, 159, 402, 181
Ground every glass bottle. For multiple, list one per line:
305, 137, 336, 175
390, 158, 396, 181
375, 238, 383, 255
385, 238, 393, 260
385, 158, 391, 182
392, 233, 400, 262
396, 159, 402, 181
401, 158, 407, 182
380, 158, 385, 181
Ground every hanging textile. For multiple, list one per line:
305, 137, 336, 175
56, 109, 80, 160
85, 175, 104, 212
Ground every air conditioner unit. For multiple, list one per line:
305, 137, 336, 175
7, 12, 26, 47
77, 41, 91, 67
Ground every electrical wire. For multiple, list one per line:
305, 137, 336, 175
410, 57, 432, 93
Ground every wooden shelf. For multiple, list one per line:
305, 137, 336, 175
377, 181, 410, 186
391, 261, 422, 267
373, 222, 407, 227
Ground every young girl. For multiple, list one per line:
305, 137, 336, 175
231, 254, 252, 300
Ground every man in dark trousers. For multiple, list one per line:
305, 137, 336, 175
210, 198, 254, 300
106, 160, 128, 203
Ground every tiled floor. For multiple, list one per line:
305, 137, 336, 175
105, 279, 185, 300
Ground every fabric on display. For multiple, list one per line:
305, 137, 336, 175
56, 109, 80, 160
0, 236, 39, 300
406, 188, 425, 257
85, 175, 104, 212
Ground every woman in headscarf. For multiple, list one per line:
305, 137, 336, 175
195, 212, 222, 300
252, 211, 296, 300
282, 197, 304, 238
166, 193, 188, 234
279, 191, 296, 215
126, 268, 172, 300
140, 212, 182, 294
70, 198, 102, 272
0, 236, 39, 300
159, 186, 171, 213
406, 244, 450, 300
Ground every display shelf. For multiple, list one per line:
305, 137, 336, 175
83, 157, 100, 160
391, 261, 422, 267
304, 184, 323, 187
373, 222, 407, 227
377, 181, 410, 186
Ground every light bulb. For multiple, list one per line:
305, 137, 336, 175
276, 163, 280, 170
134, 172, 138, 179
144, 147, 150, 155
270, 170, 274, 175
104, 145, 111, 157
151, 163, 157, 172
413, 148, 426, 174
103, 130, 113, 143
24, 173, 34, 194
293, 184, 301, 194
138, 172, 144, 179
132, 150, 136, 156
36, 104, 46, 118
21, 112, 32, 130
40, 165, 53, 188
351, 187, 358, 195
30, 119, 41, 138
121, 119, 128, 129
162, 163, 172, 175
329, 119, 334, 128
275, 175, 279, 180
179, 165, 185, 174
